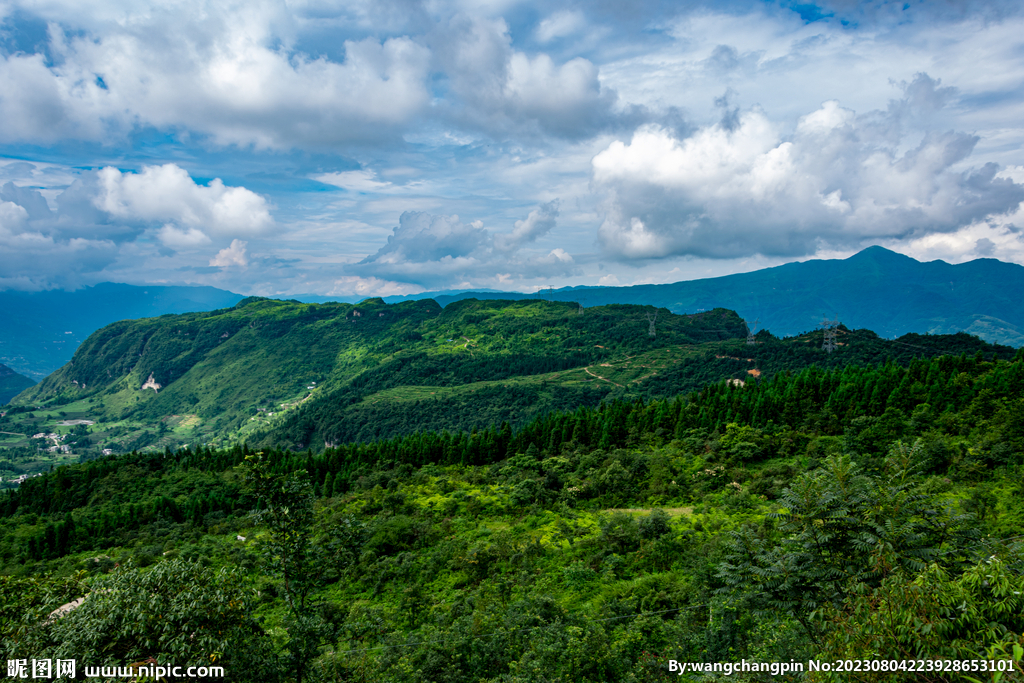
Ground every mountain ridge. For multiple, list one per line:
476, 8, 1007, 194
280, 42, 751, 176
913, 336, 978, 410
371, 247, 1024, 346
2, 296, 1014, 464
2, 247, 1020, 383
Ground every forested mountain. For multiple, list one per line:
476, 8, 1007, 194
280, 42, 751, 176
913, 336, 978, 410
0, 365, 34, 405
1, 297, 748, 459
0, 283, 243, 379
2, 345, 1022, 681
4, 246, 1020, 384
378, 247, 1024, 347
2, 296, 1014, 470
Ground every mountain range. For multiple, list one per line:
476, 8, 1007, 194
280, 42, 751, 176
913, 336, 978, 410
1, 247, 1021, 382
376, 246, 1024, 346
0, 283, 244, 379
3, 295, 1014, 460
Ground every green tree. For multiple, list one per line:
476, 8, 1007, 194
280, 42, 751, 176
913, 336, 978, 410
719, 444, 976, 644
816, 551, 1024, 681
1, 573, 84, 660
7, 560, 276, 682
242, 453, 334, 683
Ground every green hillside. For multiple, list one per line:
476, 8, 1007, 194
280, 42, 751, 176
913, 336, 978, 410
0, 365, 34, 406
2, 297, 1015, 482
1, 348, 1021, 681
4, 297, 747, 456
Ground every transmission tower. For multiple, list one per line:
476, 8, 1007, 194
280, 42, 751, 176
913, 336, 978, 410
745, 318, 759, 346
646, 310, 658, 338
819, 316, 840, 353
575, 293, 586, 315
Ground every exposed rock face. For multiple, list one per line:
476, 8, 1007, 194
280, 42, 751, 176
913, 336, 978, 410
141, 373, 162, 392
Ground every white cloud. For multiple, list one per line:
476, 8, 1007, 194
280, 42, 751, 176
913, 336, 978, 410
535, 10, 587, 43
95, 164, 273, 237
350, 204, 576, 288
893, 163, 1024, 264
494, 200, 558, 252
209, 239, 249, 267
3, 2, 1024, 294
364, 212, 492, 266
157, 225, 212, 249
540, 247, 574, 264
0, 200, 30, 229
327, 275, 422, 298
0, 159, 280, 287
892, 221, 1024, 265
593, 78, 1024, 260
0, 198, 119, 288
0, 6, 431, 148
435, 15, 622, 138
0, 179, 113, 288
315, 170, 392, 192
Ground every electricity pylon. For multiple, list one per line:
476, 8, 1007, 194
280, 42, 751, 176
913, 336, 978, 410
819, 316, 840, 353
646, 310, 658, 338
745, 318, 759, 345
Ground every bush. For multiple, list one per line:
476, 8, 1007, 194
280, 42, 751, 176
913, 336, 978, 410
639, 509, 671, 540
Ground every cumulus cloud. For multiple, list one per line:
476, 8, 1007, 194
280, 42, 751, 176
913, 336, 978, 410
0, 6, 431, 148
0, 195, 118, 289
314, 170, 393, 192
0, 180, 116, 288
593, 75, 1024, 260
1, 182, 53, 220
494, 200, 559, 252
434, 15, 625, 139
95, 164, 273, 243
210, 239, 249, 267
0, 162, 272, 288
892, 164, 1024, 264
327, 275, 422, 298
349, 204, 575, 288
535, 11, 587, 43
366, 212, 492, 265
158, 225, 212, 249
0, 3, 632, 149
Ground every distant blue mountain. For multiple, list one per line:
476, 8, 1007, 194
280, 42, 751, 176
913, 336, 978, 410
0, 283, 243, 379
366, 247, 1024, 347
0, 363, 34, 405
3, 247, 1020, 381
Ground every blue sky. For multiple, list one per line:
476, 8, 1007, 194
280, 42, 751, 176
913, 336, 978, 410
2, 0, 1024, 297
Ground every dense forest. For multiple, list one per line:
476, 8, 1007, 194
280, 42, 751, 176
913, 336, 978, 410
2, 344, 1022, 681
8, 295, 1013, 467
